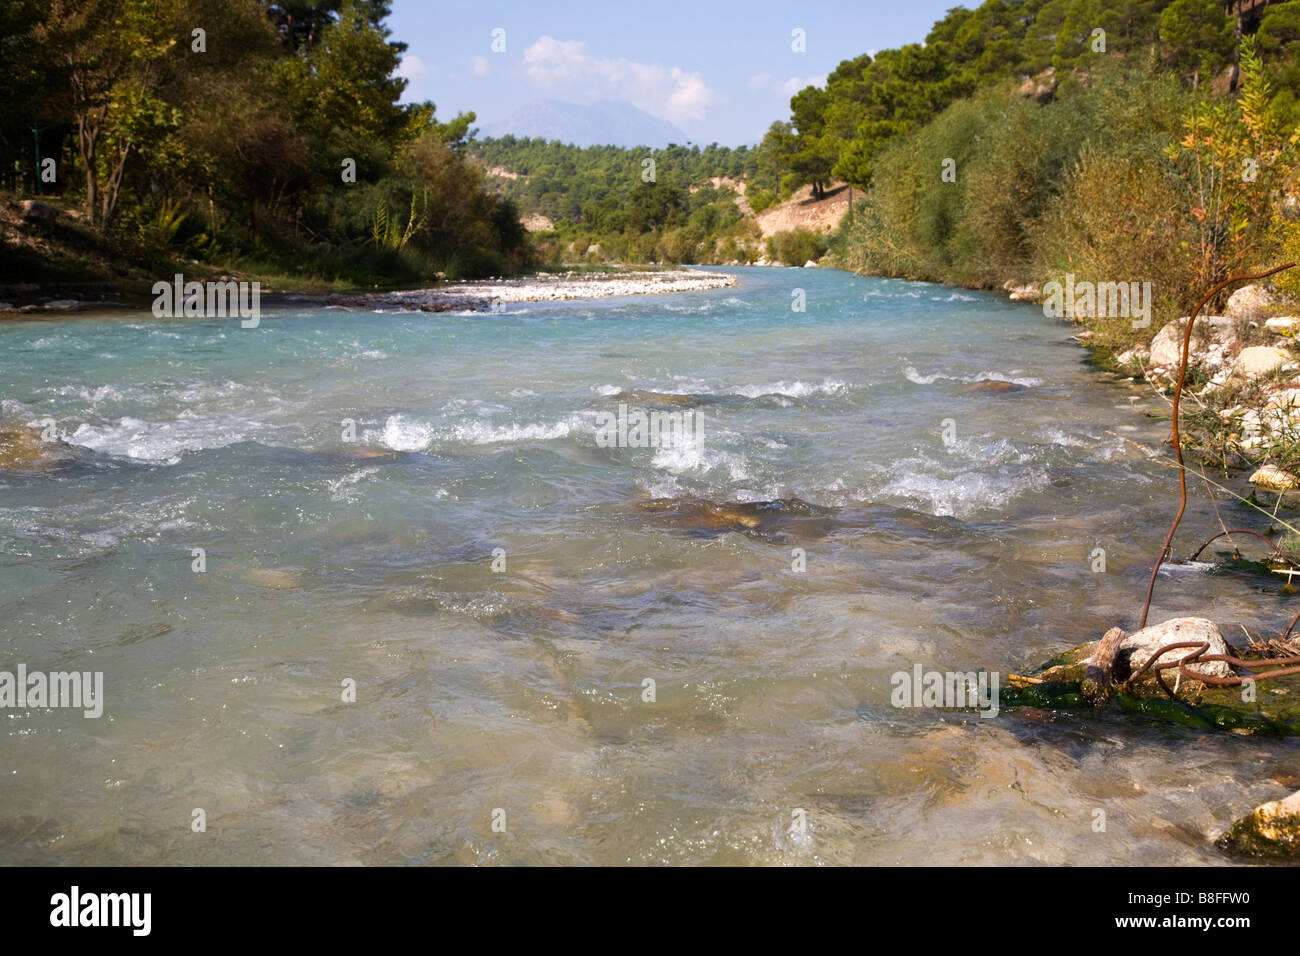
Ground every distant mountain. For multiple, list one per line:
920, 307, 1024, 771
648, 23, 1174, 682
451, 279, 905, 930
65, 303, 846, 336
483, 99, 692, 149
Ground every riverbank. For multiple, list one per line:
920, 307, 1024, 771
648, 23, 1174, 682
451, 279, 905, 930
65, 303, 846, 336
292, 269, 739, 312
0, 266, 740, 317
1000, 277, 1300, 496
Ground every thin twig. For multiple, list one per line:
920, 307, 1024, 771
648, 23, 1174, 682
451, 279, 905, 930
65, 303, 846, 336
1138, 263, 1296, 630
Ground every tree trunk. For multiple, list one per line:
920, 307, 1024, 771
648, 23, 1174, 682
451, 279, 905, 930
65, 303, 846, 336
78, 111, 101, 228
100, 139, 132, 230
1230, 0, 1243, 92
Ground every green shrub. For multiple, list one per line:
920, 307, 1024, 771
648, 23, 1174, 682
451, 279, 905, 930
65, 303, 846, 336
766, 227, 828, 265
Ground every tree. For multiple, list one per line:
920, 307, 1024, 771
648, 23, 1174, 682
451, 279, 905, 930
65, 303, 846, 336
32, 0, 177, 229
1159, 0, 1236, 86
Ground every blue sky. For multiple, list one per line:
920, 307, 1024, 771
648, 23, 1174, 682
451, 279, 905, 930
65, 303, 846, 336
389, 0, 965, 146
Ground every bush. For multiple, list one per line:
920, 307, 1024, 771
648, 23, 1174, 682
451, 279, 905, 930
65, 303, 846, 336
766, 227, 828, 265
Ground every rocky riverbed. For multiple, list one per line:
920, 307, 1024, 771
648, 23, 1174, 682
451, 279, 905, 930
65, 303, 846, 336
294, 269, 740, 312
0, 268, 741, 316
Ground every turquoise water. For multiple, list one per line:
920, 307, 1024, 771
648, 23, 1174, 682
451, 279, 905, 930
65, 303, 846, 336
1, 265, 1295, 864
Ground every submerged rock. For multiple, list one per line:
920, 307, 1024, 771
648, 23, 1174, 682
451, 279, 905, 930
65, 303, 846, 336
243, 568, 303, 590
0, 425, 76, 474
963, 379, 1026, 394
1216, 790, 1300, 860
636, 496, 838, 539
610, 389, 720, 408
330, 445, 402, 461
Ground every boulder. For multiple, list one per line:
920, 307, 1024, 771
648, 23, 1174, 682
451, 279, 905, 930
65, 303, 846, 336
1265, 316, 1297, 334
1007, 284, 1038, 301
1216, 790, 1300, 860
1103, 617, 1232, 699
1232, 345, 1288, 380
1016, 67, 1057, 104
20, 199, 57, 231
1148, 321, 1185, 367
1115, 345, 1150, 366
1250, 464, 1300, 491
1148, 316, 1239, 368
1225, 283, 1274, 320
803, 260, 818, 268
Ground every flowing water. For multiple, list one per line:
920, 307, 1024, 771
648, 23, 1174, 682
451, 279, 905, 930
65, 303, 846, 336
2, 265, 1296, 865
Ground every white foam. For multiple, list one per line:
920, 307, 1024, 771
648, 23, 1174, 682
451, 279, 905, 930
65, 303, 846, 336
446, 417, 580, 444
731, 379, 846, 399
881, 466, 1047, 518
377, 414, 436, 451
904, 366, 1042, 387
68, 416, 253, 463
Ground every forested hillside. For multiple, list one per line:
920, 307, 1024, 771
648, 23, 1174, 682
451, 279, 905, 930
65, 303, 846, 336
0, 0, 528, 288
815, 0, 1300, 347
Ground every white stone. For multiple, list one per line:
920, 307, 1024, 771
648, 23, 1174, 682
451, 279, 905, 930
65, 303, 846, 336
1226, 284, 1274, 319
1148, 321, 1184, 366
1232, 345, 1289, 380
1114, 617, 1233, 684
1265, 316, 1297, 333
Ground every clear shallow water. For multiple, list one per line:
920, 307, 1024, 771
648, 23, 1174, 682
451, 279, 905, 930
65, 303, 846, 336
1, 265, 1297, 865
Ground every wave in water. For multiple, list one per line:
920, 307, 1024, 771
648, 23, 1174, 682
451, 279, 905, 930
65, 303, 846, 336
904, 366, 1042, 387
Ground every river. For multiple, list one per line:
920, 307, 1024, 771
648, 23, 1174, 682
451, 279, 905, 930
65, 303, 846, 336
1, 265, 1295, 864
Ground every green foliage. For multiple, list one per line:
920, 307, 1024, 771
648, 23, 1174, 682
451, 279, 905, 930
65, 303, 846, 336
3, 0, 528, 283
1159, 0, 1236, 83
766, 228, 828, 266
760, 0, 1185, 198
833, 39, 1300, 351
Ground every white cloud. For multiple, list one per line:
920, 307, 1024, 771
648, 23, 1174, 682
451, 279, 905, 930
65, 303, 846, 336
521, 36, 718, 124
778, 74, 827, 96
747, 73, 772, 91
471, 56, 491, 78
396, 54, 431, 80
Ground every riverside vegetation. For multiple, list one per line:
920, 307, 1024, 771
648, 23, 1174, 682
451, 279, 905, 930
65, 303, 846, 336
1, 0, 528, 291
